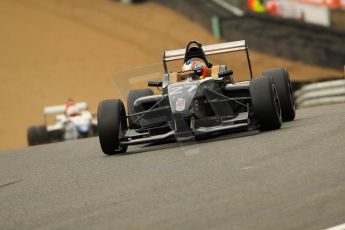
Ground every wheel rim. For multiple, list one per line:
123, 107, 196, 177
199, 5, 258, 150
288, 80, 295, 108
117, 108, 127, 151
273, 85, 282, 122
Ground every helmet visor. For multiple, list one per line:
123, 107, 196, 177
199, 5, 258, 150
180, 70, 201, 80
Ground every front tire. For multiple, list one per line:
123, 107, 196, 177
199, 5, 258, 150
263, 68, 295, 121
27, 125, 49, 146
97, 99, 128, 155
250, 76, 282, 131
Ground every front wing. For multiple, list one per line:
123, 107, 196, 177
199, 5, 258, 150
120, 112, 249, 145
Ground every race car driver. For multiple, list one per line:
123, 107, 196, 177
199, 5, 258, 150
64, 98, 80, 117
63, 98, 81, 140
179, 58, 208, 81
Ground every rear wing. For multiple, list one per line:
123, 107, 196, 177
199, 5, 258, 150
162, 40, 253, 78
43, 102, 89, 114
163, 40, 248, 62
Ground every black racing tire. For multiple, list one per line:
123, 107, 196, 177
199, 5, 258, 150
263, 68, 295, 121
97, 99, 128, 155
127, 88, 154, 129
27, 125, 49, 146
250, 76, 282, 131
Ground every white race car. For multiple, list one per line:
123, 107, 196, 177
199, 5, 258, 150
27, 102, 98, 146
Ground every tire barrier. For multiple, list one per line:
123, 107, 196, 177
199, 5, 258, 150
294, 79, 345, 108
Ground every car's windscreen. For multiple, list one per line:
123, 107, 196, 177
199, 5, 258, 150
166, 50, 253, 83
112, 63, 164, 104
111, 50, 254, 104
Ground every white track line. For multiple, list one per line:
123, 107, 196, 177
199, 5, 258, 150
325, 223, 345, 230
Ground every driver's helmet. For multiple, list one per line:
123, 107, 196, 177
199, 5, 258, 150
65, 99, 80, 117
66, 105, 80, 117
180, 58, 207, 81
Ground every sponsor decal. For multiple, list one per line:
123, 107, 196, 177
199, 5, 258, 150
175, 98, 185, 111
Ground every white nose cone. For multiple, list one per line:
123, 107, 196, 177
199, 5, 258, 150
64, 121, 79, 140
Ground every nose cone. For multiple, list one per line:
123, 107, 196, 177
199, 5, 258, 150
168, 81, 199, 116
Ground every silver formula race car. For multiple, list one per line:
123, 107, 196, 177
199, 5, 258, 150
27, 102, 98, 146
97, 40, 295, 155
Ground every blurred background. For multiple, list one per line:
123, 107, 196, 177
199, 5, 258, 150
0, 0, 344, 150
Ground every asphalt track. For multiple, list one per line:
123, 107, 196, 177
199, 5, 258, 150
1, 104, 345, 230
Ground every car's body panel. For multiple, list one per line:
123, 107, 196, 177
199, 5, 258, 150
123, 77, 253, 145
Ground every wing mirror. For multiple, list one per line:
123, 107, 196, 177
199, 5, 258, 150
218, 70, 233, 78
148, 81, 162, 87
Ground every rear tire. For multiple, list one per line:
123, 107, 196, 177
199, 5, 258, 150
97, 99, 128, 155
250, 76, 282, 131
127, 88, 154, 129
263, 68, 295, 121
27, 125, 49, 146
